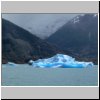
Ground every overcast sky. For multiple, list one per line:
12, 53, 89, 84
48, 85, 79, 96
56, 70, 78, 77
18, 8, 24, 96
2, 14, 79, 39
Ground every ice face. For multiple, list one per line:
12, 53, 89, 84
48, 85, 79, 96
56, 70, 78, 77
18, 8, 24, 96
30, 54, 94, 68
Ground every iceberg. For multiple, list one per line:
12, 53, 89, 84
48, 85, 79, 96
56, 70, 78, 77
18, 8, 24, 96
7, 62, 17, 66
28, 60, 34, 65
29, 54, 94, 68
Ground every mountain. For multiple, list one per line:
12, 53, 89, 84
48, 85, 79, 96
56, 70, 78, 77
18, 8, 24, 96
2, 14, 78, 39
2, 19, 63, 64
46, 14, 98, 64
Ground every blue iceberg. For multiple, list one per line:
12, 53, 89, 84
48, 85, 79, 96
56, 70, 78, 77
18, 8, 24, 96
29, 54, 94, 68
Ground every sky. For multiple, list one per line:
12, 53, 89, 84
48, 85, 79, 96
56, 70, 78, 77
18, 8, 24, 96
2, 14, 79, 39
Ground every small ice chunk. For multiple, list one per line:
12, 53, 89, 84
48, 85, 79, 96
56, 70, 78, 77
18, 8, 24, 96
28, 60, 34, 65
7, 62, 17, 66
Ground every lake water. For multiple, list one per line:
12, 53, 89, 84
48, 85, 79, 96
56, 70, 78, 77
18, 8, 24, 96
1, 64, 98, 86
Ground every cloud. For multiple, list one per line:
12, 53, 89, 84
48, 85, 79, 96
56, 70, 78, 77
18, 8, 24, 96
2, 14, 79, 39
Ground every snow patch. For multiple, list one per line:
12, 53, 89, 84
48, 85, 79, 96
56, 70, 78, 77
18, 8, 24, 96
72, 16, 80, 24
93, 14, 98, 17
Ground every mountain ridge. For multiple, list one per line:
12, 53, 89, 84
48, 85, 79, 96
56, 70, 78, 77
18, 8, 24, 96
2, 18, 64, 64
46, 14, 98, 64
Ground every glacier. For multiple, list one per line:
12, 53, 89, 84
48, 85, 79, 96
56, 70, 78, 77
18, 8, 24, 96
29, 54, 94, 68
